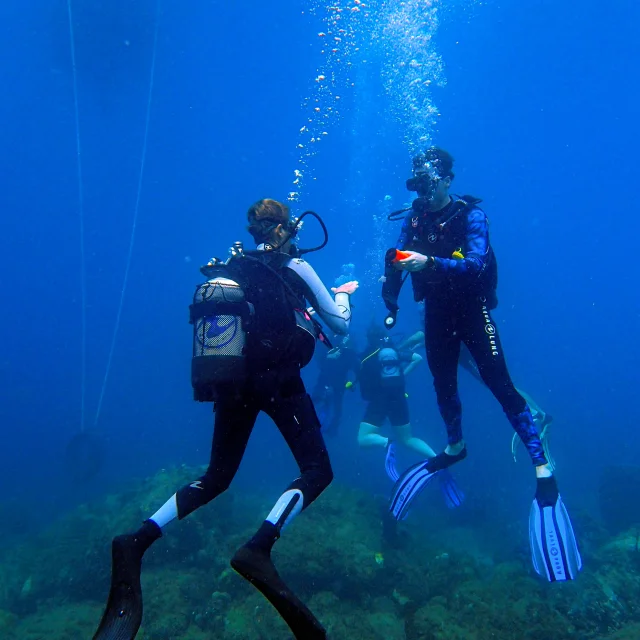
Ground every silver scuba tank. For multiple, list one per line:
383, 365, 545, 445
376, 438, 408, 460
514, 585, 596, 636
190, 254, 250, 401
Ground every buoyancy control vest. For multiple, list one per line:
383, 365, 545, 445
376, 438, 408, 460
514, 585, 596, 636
403, 195, 498, 306
358, 344, 406, 401
190, 249, 328, 402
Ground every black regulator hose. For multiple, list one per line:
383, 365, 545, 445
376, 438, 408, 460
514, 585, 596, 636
294, 210, 329, 256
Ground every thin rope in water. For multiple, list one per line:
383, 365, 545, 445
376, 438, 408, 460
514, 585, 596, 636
94, 0, 162, 428
66, 0, 86, 433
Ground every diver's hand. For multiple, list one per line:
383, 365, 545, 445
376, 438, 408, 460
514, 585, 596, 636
394, 251, 430, 272
332, 280, 359, 295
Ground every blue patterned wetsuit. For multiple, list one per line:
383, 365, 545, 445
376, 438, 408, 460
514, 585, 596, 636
383, 195, 546, 466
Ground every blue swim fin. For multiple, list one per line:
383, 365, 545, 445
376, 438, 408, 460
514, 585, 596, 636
389, 449, 468, 521
529, 476, 582, 581
438, 469, 465, 509
389, 460, 438, 521
385, 442, 399, 482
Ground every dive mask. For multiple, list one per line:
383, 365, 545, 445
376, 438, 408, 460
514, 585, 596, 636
406, 170, 440, 196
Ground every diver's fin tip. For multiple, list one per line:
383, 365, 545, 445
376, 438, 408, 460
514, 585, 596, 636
231, 544, 327, 639
529, 492, 582, 582
92, 536, 144, 640
92, 583, 143, 640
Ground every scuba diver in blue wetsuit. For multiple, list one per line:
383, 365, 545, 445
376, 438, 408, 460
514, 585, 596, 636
382, 147, 581, 582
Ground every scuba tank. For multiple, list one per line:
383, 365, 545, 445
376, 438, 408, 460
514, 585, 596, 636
190, 232, 335, 403
189, 243, 253, 402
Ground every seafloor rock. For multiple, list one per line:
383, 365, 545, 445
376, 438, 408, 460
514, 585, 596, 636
599, 465, 640, 534
1, 464, 640, 639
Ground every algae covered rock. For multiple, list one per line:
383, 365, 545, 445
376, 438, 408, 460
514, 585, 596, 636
4, 463, 640, 639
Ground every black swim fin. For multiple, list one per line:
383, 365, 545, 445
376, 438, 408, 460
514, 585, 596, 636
93, 521, 161, 640
231, 545, 327, 640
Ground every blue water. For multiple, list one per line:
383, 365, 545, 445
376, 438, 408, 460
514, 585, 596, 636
0, 0, 638, 585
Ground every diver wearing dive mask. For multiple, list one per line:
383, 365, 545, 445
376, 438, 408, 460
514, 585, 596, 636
383, 148, 581, 584
247, 208, 329, 257
405, 147, 454, 209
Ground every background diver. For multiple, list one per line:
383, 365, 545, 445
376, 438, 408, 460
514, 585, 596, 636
311, 333, 360, 437
93, 199, 358, 640
348, 325, 464, 511
382, 147, 581, 581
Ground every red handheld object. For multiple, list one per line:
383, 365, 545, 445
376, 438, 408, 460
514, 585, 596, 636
393, 250, 412, 262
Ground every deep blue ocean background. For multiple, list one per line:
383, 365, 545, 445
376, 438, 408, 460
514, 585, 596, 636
0, 0, 638, 553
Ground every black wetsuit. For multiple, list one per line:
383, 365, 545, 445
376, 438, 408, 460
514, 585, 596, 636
311, 346, 359, 435
359, 344, 412, 427
178, 367, 332, 519
383, 195, 546, 466
94, 251, 349, 640
180, 254, 352, 518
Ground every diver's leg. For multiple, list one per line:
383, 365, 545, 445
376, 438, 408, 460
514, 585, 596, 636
424, 308, 464, 453
462, 301, 547, 468
260, 388, 333, 538
93, 394, 259, 639
391, 396, 437, 458
394, 425, 437, 458
166, 396, 260, 522
358, 399, 390, 447
231, 375, 330, 639
358, 422, 389, 448
358, 410, 397, 482
459, 342, 483, 384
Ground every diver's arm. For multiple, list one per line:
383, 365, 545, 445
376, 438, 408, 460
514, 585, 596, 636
431, 208, 490, 278
398, 331, 425, 352
402, 352, 422, 376
382, 218, 412, 312
382, 268, 404, 313
286, 258, 352, 335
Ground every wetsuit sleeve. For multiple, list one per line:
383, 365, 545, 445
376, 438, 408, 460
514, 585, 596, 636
382, 268, 404, 313
286, 258, 351, 335
382, 216, 412, 312
432, 207, 491, 281
395, 216, 411, 250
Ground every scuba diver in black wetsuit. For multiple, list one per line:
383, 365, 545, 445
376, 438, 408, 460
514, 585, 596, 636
353, 325, 435, 459
383, 148, 581, 582
311, 334, 360, 436
404, 322, 557, 471
93, 199, 358, 640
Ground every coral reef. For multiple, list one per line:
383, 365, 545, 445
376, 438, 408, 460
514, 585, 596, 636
1, 465, 640, 639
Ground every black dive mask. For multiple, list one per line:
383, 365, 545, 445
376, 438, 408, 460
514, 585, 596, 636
406, 172, 440, 197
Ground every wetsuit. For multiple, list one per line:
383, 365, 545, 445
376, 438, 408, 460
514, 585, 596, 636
382, 195, 546, 466
359, 345, 412, 428
311, 345, 359, 435
94, 252, 352, 640
179, 254, 352, 518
